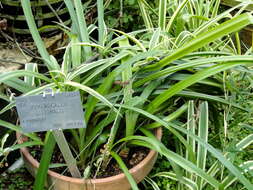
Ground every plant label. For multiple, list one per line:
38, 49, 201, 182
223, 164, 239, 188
15, 91, 85, 133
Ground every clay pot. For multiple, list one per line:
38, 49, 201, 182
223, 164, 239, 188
16, 128, 162, 190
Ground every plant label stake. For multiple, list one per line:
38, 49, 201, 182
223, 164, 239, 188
16, 90, 85, 133
16, 89, 84, 178
52, 129, 81, 178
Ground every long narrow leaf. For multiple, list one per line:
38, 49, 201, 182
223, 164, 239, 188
196, 102, 209, 189
0, 120, 41, 142
0, 70, 52, 84
134, 56, 253, 87
147, 61, 251, 112
73, 0, 92, 59
34, 132, 56, 190
111, 151, 139, 190
64, 81, 119, 115
21, 0, 52, 70
186, 101, 196, 179
159, 0, 167, 31
97, 0, 105, 48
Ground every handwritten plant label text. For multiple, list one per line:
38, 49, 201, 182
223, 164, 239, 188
15, 91, 85, 133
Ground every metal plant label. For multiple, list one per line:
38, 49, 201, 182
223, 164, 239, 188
16, 91, 85, 133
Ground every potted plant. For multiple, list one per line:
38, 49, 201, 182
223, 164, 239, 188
1, 0, 164, 189
0, 0, 253, 190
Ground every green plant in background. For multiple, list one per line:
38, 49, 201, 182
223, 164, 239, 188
0, 0, 253, 190
142, 101, 253, 190
0, 167, 39, 190
104, 0, 143, 30
137, 0, 253, 54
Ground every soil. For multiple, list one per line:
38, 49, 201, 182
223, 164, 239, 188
30, 142, 149, 179
96, 147, 149, 178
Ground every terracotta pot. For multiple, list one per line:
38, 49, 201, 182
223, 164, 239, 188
17, 128, 162, 190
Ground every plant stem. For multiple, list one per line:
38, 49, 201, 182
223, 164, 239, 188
235, 32, 241, 55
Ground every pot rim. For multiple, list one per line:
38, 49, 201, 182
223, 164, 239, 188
17, 127, 162, 184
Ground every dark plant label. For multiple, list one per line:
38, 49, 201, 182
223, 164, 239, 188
15, 91, 85, 133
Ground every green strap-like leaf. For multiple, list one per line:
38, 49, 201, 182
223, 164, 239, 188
64, 81, 119, 115
73, 0, 92, 60
196, 102, 209, 189
21, 0, 52, 70
158, 0, 167, 31
0, 120, 42, 143
147, 61, 251, 112
134, 55, 253, 87
111, 151, 139, 190
34, 132, 56, 190
0, 70, 52, 84
186, 101, 196, 179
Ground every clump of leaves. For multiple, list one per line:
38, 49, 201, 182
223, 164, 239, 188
0, 167, 35, 190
